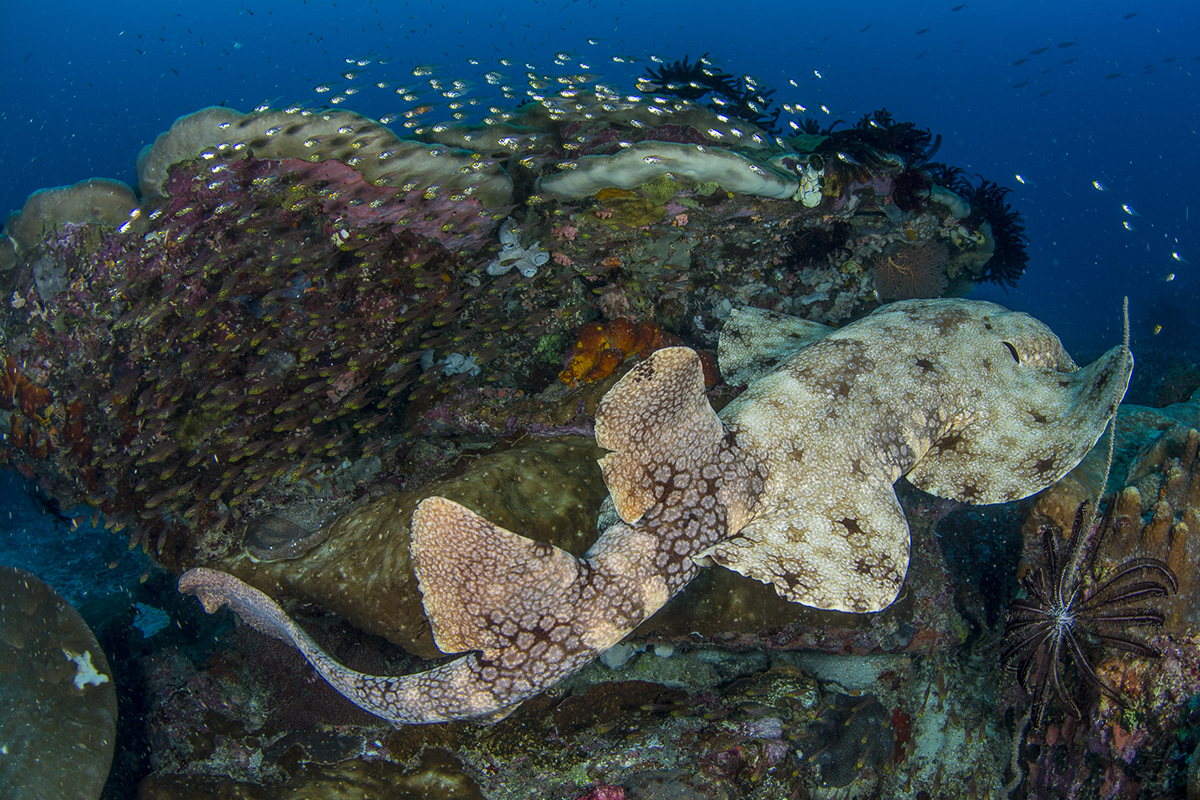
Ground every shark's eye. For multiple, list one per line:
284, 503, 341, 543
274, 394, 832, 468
1003, 342, 1020, 363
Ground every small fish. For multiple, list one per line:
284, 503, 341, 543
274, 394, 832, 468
1015, 174, 1027, 184
814, 69, 823, 78
1124, 12, 1139, 19
1058, 40, 1078, 48
1012, 57, 1028, 65
1106, 72, 1123, 79
1092, 180, 1107, 191
1172, 252, 1190, 264
952, 3, 967, 10
860, 23, 872, 32
1063, 57, 1078, 64
837, 151, 863, 165
1161, 273, 1175, 282
1013, 80, 1029, 88
1153, 324, 1163, 335
1122, 220, 1136, 231
916, 27, 930, 34
1038, 90, 1053, 97
1030, 47, 1049, 55
1122, 203, 1140, 216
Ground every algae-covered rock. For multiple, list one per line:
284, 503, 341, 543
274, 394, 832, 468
135, 752, 483, 799
0, 566, 117, 800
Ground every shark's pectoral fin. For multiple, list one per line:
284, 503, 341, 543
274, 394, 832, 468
700, 480, 911, 613
594, 347, 727, 524
412, 497, 582, 654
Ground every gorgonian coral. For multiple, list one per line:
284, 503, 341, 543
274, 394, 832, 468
872, 241, 950, 301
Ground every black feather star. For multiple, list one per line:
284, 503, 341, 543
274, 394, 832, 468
1002, 500, 1177, 728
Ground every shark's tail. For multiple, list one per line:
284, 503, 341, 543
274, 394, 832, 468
179, 495, 598, 725
179, 567, 477, 724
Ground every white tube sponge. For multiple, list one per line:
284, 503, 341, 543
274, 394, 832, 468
537, 141, 800, 201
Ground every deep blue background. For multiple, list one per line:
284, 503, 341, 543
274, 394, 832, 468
1, 0, 1197, 594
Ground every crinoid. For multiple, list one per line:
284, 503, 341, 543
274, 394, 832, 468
642, 53, 781, 132
1002, 500, 1177, 728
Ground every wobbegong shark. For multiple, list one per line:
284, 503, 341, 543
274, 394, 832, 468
180, 298, 1132, 725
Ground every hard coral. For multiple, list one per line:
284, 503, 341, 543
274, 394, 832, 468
0, 566, 117, 799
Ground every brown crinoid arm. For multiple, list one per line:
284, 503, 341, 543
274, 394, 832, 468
1063, 632, 1124, 706
1080, 557, 1178, 610
1001, 619, 1052, 680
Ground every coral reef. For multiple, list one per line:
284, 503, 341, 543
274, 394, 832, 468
181, 299, 1131, 727
0, 96, 1024, 577
1003, 500, 1176, 728
0, 74, 1059, 795
1005, 401, 1200, 797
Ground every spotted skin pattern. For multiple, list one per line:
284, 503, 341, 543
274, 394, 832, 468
178, 299, 1129, 724
708, 299, 1131, 612
179, 347, 764, 724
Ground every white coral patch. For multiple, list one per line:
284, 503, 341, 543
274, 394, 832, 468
62, 648, 110, 691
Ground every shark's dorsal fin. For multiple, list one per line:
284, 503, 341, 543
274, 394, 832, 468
718, 306, 833, 388
594, 347, 726, 524
412, 496, 581, 654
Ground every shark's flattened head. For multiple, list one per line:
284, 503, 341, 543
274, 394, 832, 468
904, 304, 1133, 504
704, 299, 1131, 615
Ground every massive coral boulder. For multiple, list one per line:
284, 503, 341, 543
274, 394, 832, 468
0, 566, 117, 799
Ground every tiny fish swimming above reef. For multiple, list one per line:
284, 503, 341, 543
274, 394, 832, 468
180, 299, 1132, 725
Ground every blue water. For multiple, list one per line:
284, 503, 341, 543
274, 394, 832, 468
2, 0, 1196, 356
0, 0, 1197, 791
